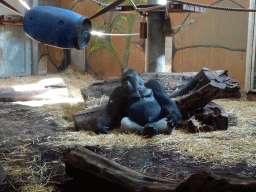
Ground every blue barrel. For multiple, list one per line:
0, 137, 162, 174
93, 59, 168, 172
23, 6, 91, 50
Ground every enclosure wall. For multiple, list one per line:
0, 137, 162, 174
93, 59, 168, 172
61, 0, 145, 78
58, 0, 248, 89
170, 0, 249, 91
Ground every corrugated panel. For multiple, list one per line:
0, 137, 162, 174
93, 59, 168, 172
0, 25, 31, 77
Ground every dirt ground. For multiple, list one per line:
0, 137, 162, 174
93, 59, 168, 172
0, 67, 256, 191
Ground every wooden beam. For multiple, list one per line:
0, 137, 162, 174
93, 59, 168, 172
0, 15, 23, 26
63, 146, 256, 192
63, 146, 179, 192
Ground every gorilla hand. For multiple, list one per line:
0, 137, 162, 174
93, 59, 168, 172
94, 126, 110, 134
167, 109, 182, 127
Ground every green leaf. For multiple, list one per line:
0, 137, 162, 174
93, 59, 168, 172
96, 6, 104, 13
91, 20, 103, 30
88, 43, 104, 57
106, 1, 114, 4
112, 22, 124, 33
112, 14, 127, 25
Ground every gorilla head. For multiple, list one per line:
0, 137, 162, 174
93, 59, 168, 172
121, 68, 151, 97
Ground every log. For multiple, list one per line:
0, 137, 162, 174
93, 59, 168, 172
81, 71, 197, 100
187, 102, 228, 133
0, 15, 23, 26
169, 68, 241, 99
0, 163, 5, 185
0, 78, 68, 102
81, 68, 240, 100
73, 106, 105, 131
63, 146, 256, 192
63, 146, 179, 192
175, 171, 256, 192
74, 68, 240, 131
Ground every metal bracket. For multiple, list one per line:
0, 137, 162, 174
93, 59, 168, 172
172, 19, 195, 29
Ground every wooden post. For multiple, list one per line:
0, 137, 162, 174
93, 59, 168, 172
145, 0, 166, 72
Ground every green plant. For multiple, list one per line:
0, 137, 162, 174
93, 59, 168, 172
88, 0, 145, 73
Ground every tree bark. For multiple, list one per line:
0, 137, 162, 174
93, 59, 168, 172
0, 163, 5, 185
63, 146, 256, 192
187, 102, 228, 133
81, 68, 240, 100
63, 146, 179, 192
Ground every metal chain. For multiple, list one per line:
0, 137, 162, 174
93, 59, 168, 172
173, 0, 256, 12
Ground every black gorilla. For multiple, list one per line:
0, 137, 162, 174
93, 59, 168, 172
92, 68, 182, 137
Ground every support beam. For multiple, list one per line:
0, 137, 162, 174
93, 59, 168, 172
29, 0, 39, 75
145, 0, 166, 72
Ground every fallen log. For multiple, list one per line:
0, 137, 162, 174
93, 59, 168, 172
0, 78, 67, 102
63, 146, 179, 192
187, 102, 228, 133
175, 171, 256, 192
81, 71, 197, 100
74, 68, 240, 131
0, 163, 5, 185
169, 68, 241, 99
63, 146, 256, 192
81, 68, 240, 100
0, 15, 23, 26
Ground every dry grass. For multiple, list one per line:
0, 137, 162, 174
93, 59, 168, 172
1, 66, 256, 191
154, 100, 256, 166
50, 98, 256, 166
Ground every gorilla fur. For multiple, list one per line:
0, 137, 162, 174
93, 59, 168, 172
92, 68, 182, 137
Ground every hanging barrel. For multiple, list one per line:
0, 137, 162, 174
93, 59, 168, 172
23, 6, 92, 50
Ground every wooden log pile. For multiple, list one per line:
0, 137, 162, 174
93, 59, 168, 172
63, 146, 256, 192
74, 67, 241, 131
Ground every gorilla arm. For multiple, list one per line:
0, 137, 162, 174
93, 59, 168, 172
92, 86, 125, 134
145, 79, 182, 126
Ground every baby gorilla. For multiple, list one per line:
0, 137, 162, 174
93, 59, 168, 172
92, 68, 182, 137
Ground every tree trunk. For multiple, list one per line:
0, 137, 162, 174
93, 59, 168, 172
187, 102, 228, 133
81, 68, 240, 100
0, 163, 5, 185
63, 146, 256, 192
63, 146, 178, 192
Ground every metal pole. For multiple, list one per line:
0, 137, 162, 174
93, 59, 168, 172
145, 0, 166, 72
30, 0, 39, 75
245, 0, 256, 92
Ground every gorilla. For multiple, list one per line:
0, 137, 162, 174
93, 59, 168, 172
92, 68, 182, 137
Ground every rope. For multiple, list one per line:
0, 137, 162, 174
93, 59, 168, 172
90, 31, 139, 36
90, 0, 125, 19
172, 0, 256, 12
134, 0, 256, 13
0, 0, 24, 16
90, 0, 121, 10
